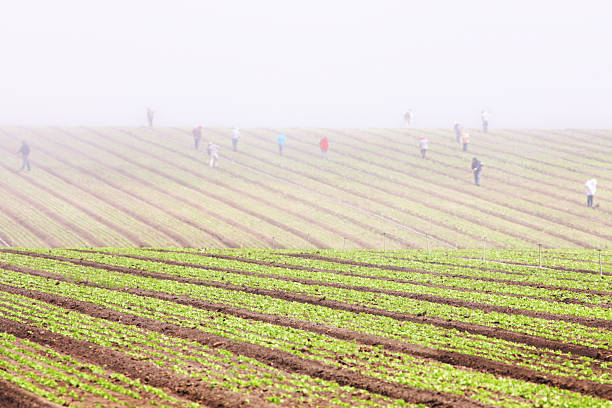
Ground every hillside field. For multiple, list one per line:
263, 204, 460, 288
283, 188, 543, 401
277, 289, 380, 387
0, 127, 610, 249
0, 248, 609, 407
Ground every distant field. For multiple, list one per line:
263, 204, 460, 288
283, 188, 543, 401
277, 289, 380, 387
0, 127, 610, 249
0, 248, 609, 407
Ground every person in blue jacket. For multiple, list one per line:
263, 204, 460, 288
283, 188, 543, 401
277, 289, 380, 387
277, 133, 287, 156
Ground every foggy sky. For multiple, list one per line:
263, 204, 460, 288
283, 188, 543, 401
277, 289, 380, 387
1, 0, 611, 128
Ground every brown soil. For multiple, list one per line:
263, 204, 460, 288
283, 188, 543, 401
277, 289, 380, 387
0, 198, 61, 247
0, 284, 488, 408
186, 250, 612, 298
78, 128, 272, 248
0, 378, 60, 408
3, 128, 193, 247
149, 127, 387, 249
87, 127, 325, 248
6, 262, 610, 400
384, 128, 612, 224
3, 249, 609, 361
340, 128, 612, 242
0, 317, 272, 408
0, 160, 147, 246
457, 255, 612, 277
0, 178, 105, 247
237, 129, 464, 247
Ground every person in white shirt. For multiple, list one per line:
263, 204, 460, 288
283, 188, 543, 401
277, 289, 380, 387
585, 179, 597, 208
232, 127, 240, 151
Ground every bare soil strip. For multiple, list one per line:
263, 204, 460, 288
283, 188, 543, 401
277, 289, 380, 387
135, 128, 376, 249
290, 252, 612, 294
0, 158, 146, 246
0, 200, 60, 247
2, 263, 609, 401
330, 129, 611, 244
68, 249, 612, 324
76, 128, 272, 248
0, 317, 272, 408
0, 378, 60, 408
0, 179, 105, 247
3, 129, 192, 247
179, 250, 612, 297
1, 251, 608, 362
241, 129, 477, 246
456, 256, 612, 277
358, 129, 612, 234
0, 286, 488, 408
87, 128, 324, 248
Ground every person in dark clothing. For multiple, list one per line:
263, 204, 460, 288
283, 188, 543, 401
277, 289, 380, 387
192, 126, 203, 150
471, 157, 483, 186
17, 141, 31, 171
454, 122, 463, 142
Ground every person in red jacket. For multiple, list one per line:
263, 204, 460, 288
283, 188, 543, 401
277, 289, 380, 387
320, 136, 329, 159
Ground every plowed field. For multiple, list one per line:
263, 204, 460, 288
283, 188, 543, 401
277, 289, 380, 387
0, 248, 609, 407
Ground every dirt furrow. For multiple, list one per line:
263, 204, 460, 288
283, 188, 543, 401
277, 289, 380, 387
1, 250, 608, 361
2, 262, 609, 400
5, 128, 192, 247
240, 129, 482, 246
332, 129, 612, 243
368, 128, 612, 228
0, 178, 105, 247
456, 256, 612, 277
53, 128, 233, 247
0, 377, 60, 408
141, 127, 377, 249
145, 249, 611, 304
0, 199, 61, 247
0, 285, 487, 408
0, 317, 272, 408
91, 127, 325, 248
0, 159, 146, 247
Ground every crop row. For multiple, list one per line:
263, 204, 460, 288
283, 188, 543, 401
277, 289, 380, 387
4, 249, 608, 351
0, 264, 607, 407
1, 251, 610, 382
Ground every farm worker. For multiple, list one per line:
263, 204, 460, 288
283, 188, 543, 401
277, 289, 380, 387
207, 142, 219, 168
418, 135, 428, 158
320, 136, 329, 159
192, 126, 203, 150
17, 140, 31, 171
146, 107, 155, 127
471, 157, 483, 186
585, 179, 597, 208
454, 122, 463, 142
404, 109, 413, 127
277, 133, 287, 156
461, 131, 470, 152
481, 109, 489, 133
232, 127, 240, 151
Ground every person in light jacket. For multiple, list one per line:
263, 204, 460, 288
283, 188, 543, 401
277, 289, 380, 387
207, 142, 219, 168
585, 179, 597, 208
277, 133, 287, 156
418, 135, 428, 158
232, 127, 240, 151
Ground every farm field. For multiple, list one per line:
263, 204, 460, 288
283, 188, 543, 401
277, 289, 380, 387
0, 127, 610, 249
0, 248, 609, 407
